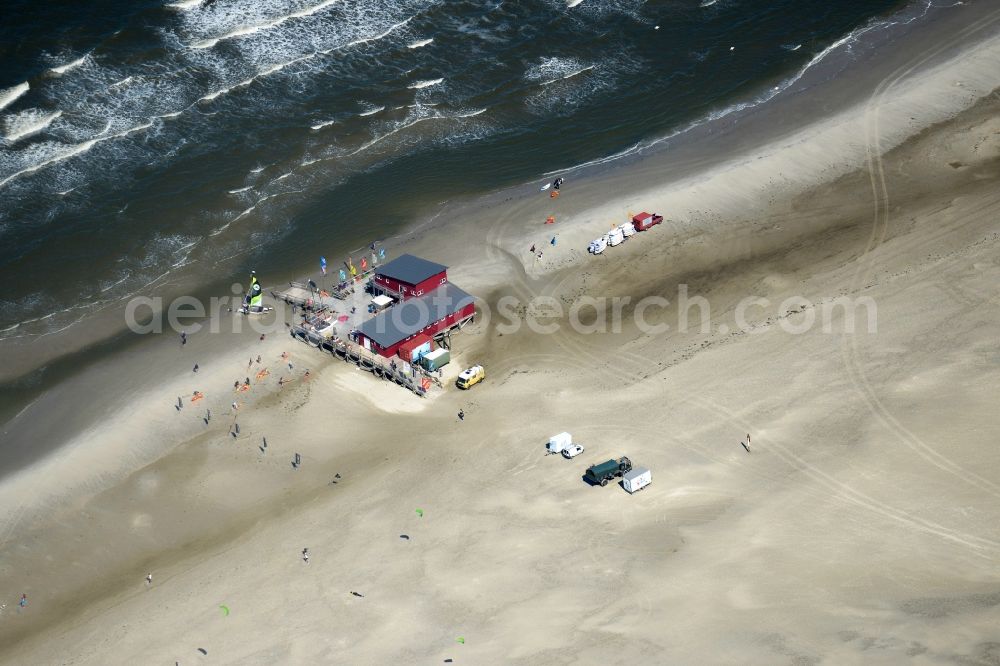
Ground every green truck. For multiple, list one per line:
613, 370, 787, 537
585, 456, 632, 486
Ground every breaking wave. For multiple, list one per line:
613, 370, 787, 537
408, 78, 443, 89
190, 0, 342, 49
2, 110, 62, 143
50, 55, 88, 75
0, 83, 30, 111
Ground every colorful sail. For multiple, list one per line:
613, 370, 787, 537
248, 273, 262, 309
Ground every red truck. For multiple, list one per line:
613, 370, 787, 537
632, 212, 663, 232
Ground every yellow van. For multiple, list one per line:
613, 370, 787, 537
456, 365, 485, 390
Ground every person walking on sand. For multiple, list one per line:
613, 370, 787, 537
180, 331, 186, 346
302, 548, 309, 564
458, 409, 465, 421
145, 573, 152, 585
19, 594, 27, 609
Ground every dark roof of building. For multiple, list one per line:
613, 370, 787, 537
375, 253, 447, 286
357, 283, 474, 349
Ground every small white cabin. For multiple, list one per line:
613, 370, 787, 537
546, 432, 572, 454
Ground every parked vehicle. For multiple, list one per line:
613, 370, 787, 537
588, 236, 608, 255
562, 444, 585, 459
632, 212, 663, 231
606, 226, 625, 247
585, 456, 632, 486
618, 222, 636, 238
419, 348, 450, 371
622, 467, 651, 493
456, 365, 485, 389
547, 432, 573, 455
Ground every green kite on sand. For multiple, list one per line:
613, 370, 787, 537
415, 508, 424, 517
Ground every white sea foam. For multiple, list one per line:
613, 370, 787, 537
0, 120, 152, 188
191, 0, 342, 49
408, 38, 433, 49
99, 274, 130, 293
541, 65, 594, 86
358, 106, 384, 117
0, 83, 30, 111
782, 43, 802, 51
525, 56, 594, 85
344, 17, 412, 49
567, 0, 584, 7
198, 83, 237, 103
50, 56, 88, 75
110, 76, 134, 88
311, 119, 338, 130
408, 78, 443, 89
228, 186, 252, 194
2, 110, 62, 143
700, 0, 718, 6
454, 108, 487, 118
343, 117, 431, 158
0, 140, 98, 188
167, 0, 202, 9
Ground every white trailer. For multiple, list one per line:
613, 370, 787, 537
546, 432, 573, 455
607, 227, 625, 246
618, 222, 635, 238
622, 467, 651, 493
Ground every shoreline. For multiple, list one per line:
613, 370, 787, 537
3, 4, 1000, 661
0, 0, 977, 391
2, 0, 999, 502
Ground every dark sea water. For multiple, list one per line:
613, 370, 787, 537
0, 0, 914, 349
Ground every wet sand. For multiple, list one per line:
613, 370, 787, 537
2, 7, 1000, 664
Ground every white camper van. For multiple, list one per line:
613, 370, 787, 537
606, 227, 625, 247
589, 236, 608, 255
546, 432, 572, 455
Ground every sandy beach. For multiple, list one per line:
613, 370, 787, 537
2, 4, 1000, 664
